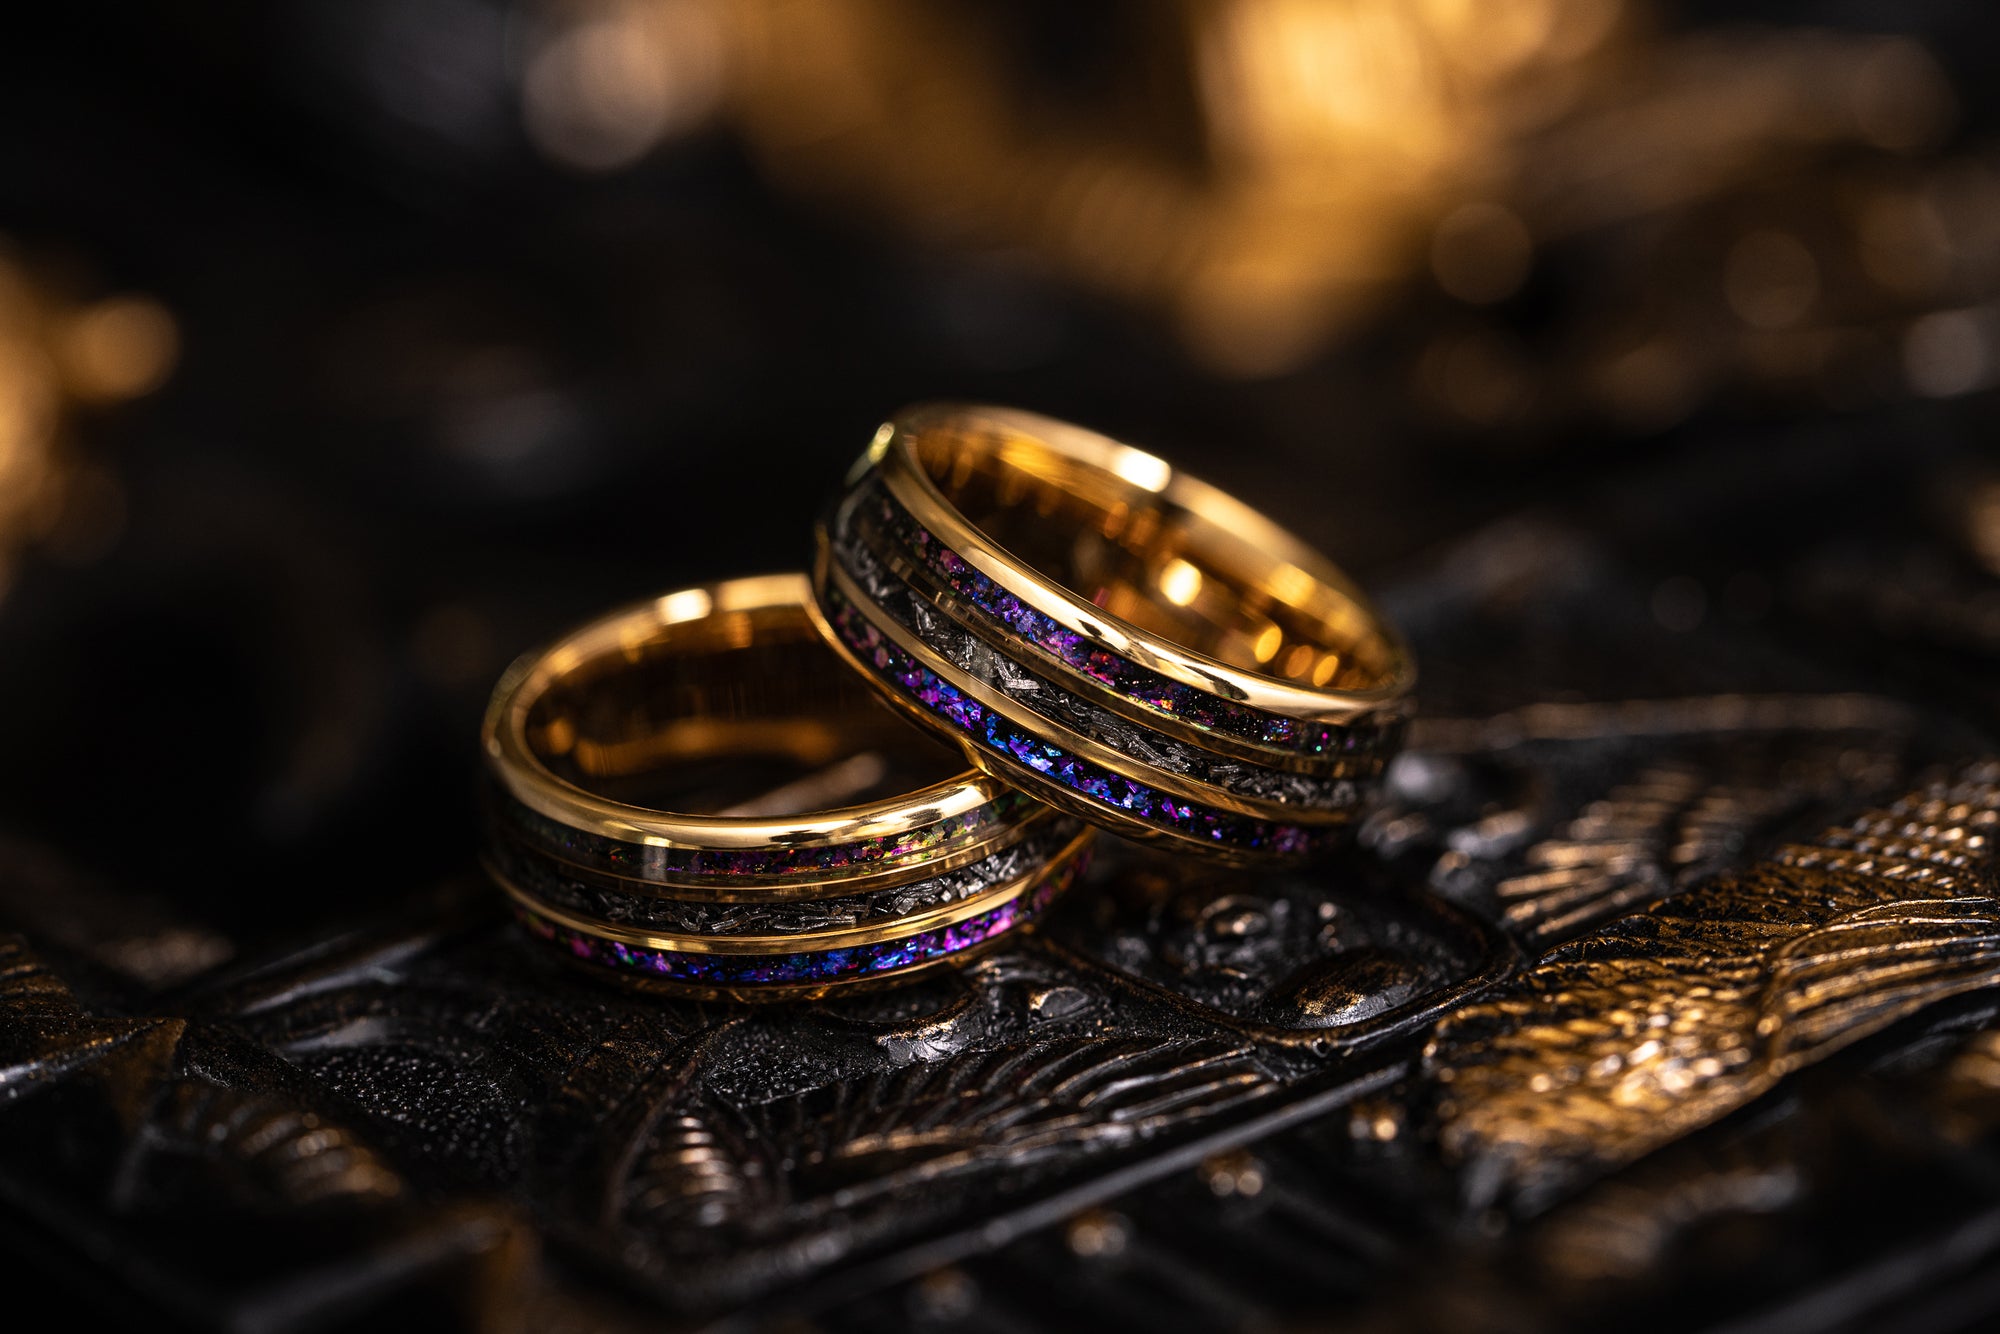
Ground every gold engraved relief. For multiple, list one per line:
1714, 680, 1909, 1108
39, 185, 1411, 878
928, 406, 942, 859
1425, 761, 2000, 1211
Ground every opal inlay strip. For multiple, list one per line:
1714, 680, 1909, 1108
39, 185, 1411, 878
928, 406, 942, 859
833, 516, 1382, 810
822, 583, 1333, 857
516, 846, 1087, 988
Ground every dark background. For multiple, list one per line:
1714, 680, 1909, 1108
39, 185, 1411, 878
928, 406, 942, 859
10, 6, 2000, 1332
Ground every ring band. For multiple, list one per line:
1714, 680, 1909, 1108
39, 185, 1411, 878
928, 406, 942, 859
812, 405, 1413, 863
481, 573, 1090, 999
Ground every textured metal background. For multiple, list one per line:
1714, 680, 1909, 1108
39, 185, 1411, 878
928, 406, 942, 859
5, 4, 2000, 1330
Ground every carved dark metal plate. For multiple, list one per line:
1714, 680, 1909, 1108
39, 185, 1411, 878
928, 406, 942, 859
7, 443, 2000, 1331
7, 5, 2000, 1328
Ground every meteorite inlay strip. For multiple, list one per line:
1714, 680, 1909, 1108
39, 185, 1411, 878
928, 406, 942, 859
493, 782, 1042, 887
488, 816, 1085, 935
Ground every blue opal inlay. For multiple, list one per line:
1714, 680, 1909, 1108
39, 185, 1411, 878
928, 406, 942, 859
824, 585, 1323, 856
518, 848, 1085, 988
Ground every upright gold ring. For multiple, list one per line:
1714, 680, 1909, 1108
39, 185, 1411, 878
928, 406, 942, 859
812, 404, 1413, 863
481, 573, 1090, 999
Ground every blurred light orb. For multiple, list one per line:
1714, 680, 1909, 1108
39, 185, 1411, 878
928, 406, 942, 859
1724, 230, 1818, 329
524, 0, 726, 172
1960, 480, 2000, 578
1651, 575, 1707, 633
1431, 202, 1533, 304
1904, 308, 1994, 398
1927, 165, 2000, 286
1857, 192, 1952, 297
0, 245, 174, 601
60, 296, 179, 400
0, 340, 56, 477
1849, 38, 1953, 152
1420, 0, 1561, 75
1596, 337, 1698, 431
1065, 1209, 1130, 1259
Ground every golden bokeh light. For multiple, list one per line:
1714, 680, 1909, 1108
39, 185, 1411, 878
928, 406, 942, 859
0, 248, 176, 597
499, 0, 2000, 413
60, 296, 179, 400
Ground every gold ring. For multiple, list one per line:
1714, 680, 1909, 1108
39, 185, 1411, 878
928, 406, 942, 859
481, 572, 1090, 998
812, 404, 1413, 863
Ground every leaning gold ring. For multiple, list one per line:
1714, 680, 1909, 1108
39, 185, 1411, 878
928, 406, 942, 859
481, 572, 1091, 999
812, 404, 1413, 863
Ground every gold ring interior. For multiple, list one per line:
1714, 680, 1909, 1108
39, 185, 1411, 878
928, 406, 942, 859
892, 406, 1404, 695
485, 573, 1000, 846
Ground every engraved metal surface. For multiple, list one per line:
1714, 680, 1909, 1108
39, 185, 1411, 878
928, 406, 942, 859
6, 5, 2000, 1324
6, 461, 1998, 1329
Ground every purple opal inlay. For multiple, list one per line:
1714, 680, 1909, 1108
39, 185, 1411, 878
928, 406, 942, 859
861, 486, 1390, 758
517, 848, 1087, 988
824, 585, 1324, 857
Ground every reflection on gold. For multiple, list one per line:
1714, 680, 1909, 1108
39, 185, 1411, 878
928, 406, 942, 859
1427, 760, 2000, 1209
0, 244, 176, 597
519, 0, 2000, 417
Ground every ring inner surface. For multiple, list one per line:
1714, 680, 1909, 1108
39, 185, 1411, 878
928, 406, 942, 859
910, 426, 1397, 693
525, 605, 965, 817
